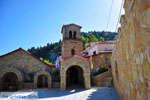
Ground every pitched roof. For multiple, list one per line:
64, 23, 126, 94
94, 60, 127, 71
85, 51, 112, 58
88, 41, 114, 51
59, 55, 89, 62
61, 23, 82, 33
0, 48, 55, 68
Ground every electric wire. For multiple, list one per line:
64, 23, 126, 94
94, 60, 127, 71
106, 0, 114, 31
115, 0, 124, 32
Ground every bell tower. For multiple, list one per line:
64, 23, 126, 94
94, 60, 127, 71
61, 24, 83, 59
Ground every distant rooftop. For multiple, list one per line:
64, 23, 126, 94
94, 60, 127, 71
82, 41, 115, 57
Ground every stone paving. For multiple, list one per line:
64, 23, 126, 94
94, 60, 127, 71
17, 87, 120, 100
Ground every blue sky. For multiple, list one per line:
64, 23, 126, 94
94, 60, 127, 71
0, 0, 124, 55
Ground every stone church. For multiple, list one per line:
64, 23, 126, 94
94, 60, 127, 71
0, 24, 92, 91
0, 48, 54, 91
0, 23, 113, 91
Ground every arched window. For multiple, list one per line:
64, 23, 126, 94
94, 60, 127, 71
69, 31, 72, 38
71, 49, 75, 55
74, 31, 76, 39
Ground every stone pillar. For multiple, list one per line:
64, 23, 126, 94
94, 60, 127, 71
48, 79, 52, 89
34, 82, 37, 88
84, 74, 91, 89
60, 75, 66, 90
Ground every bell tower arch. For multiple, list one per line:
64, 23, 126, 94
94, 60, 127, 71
61, 24, 83, 59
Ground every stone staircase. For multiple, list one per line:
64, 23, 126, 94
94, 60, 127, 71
92, 68, 113, 87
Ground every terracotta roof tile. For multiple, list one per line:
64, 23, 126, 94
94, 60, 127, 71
59, 55, 89, 62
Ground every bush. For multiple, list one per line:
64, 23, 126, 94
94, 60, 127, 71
93, 63, 111, 76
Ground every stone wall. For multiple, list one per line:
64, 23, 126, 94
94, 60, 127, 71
61, 39, 83, 59
23, 83, 34, 89
0, 49, 53, 90
0, 49, 53, 81
92, 68, 112, 87
111, 0, 150, 100
52, 82, 60, 88
91, 53, 112, 69
86, 53, 112, 70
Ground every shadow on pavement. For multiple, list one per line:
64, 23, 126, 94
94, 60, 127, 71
86, 87, 120, 100
38, 88, 87, 99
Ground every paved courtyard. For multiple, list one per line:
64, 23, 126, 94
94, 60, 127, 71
17, 87, 120, 100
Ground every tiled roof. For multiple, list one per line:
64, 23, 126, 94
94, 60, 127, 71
61, 23, 82, 33
59, 55, 89, 62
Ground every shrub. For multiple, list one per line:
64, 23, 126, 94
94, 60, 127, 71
93, 63, 111, 76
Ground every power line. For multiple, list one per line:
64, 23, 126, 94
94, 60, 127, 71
115, 0, 124, 32
106, 0, 114, 31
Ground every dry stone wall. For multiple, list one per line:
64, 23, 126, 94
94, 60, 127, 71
111, 0, 150, 100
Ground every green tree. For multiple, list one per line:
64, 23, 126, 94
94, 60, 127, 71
85, 37, 89, 43
89, 35, 98, 42
81, 36, 86, 50
81, 36, 85, 41
99, 37, 105, 41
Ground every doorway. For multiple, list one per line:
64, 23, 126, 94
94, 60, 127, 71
66, 65, 84, 89
2, 72, 18, 91
37, 75, 48, 88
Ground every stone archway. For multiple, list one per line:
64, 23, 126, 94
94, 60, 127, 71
0, 67, 24, 91
34, 71, 51, 88
66, 65, 84, 89
60, 56, 91, 90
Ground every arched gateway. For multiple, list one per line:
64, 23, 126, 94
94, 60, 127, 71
0, 67, 24, 91
66, 65, 84, 88
60, 56, 91, 90
34, 71, 52, 88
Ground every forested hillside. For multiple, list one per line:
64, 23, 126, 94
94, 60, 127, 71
28, 31, 118, 63
81, 31, 117, 40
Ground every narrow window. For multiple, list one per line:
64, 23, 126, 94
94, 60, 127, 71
115, 60, 119, 81
69, 31, 72, 38
93, 51, 96, 55
71, 49, 75, 55
74, 31, 76, 39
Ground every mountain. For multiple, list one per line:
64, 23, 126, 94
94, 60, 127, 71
81, 31, 118, 41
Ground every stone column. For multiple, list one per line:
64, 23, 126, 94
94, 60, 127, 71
60, 75, 66, 90
34, 82, 37, 88
48, 78, 52, 89
84, 74, 91, 89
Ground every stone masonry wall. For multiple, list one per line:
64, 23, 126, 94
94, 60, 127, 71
92, 68, 112, 87
0, 49, 53, 82
92, 53, 112, 69
111, 0, 150, 100
61, 39, 83, 59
